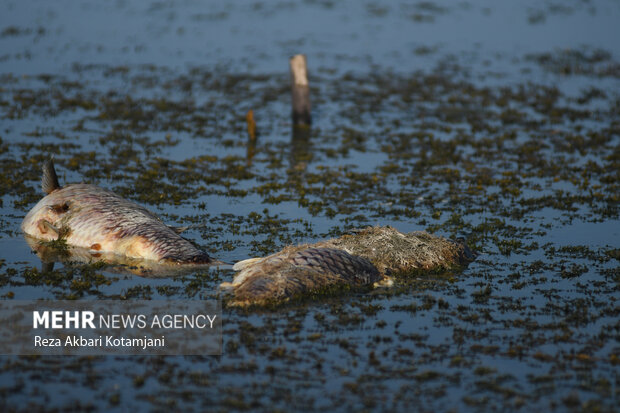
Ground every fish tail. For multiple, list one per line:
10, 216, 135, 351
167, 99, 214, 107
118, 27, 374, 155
232, 257, 263, 271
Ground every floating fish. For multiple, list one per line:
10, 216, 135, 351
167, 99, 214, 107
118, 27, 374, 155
223, 226, 476, 306
223, 246, 387, 306
21, 159, 216, 269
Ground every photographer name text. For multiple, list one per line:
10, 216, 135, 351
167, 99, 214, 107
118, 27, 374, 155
35, 334, 166, 350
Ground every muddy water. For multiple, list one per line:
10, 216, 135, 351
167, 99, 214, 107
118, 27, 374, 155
0, 0, 619, 411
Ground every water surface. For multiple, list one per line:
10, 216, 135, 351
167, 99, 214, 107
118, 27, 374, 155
0, 0, 619, 411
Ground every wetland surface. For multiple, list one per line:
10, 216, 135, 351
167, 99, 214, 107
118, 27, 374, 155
0, 0, 619, 411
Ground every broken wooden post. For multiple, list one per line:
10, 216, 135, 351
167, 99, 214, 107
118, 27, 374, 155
245, 109, 257, 166
289, 54, 311, 126
246, 109, 257, 142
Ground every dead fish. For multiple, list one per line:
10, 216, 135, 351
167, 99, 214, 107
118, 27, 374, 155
222, 246, 389, 307
222, 226, 476, 307
321, 226, 478, 274
21, 159, 214, 265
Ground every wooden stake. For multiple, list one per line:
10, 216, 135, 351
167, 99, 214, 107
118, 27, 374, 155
290, 54, 311, 126
245, 110, 257, 166
246, 109, 257, 142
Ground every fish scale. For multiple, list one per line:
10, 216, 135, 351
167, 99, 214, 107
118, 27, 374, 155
289, 247, 379, 283
226, 246, 383, 306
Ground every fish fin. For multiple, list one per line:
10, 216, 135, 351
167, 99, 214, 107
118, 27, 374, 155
232, 257, 263, 271
37, 219, 59, 236
36, 219, 71, 240
219, 281, 234, 291
373, 276, 394, 288
206, 259, 232, 268
42, 158, 61, 194
168, 225, 190, 234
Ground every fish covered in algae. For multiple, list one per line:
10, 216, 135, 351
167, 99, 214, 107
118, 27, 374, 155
22, 159, 216, 270
222, 226, 476, 306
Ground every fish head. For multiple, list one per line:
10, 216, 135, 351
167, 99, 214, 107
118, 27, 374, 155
21, 192, 72, 241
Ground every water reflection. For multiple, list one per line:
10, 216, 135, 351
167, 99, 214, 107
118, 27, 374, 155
290, 125, 313, 170
23, 234, 223, 278
245, 109, 257, 166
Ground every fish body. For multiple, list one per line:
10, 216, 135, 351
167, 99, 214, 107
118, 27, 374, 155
223, 226, 476, 306
322, 226, 478, 274
22, 160, 212, 265
223, 246, 383, 306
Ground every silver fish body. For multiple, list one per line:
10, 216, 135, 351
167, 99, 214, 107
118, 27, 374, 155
22, 161, 212, 265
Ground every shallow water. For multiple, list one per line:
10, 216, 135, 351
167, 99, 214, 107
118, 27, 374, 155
1, 0, 619, 411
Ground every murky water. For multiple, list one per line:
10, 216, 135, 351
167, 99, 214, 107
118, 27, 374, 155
1, 0, 619, 411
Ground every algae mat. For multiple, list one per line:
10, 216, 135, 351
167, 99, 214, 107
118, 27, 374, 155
0, 0, 618, 411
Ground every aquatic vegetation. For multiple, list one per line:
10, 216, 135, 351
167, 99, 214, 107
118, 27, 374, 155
0, 1, 618, 410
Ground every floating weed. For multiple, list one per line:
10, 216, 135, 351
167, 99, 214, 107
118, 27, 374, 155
0, 37, 618, 412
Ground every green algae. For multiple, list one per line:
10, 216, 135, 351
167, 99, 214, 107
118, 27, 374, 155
0, 43, 618, 412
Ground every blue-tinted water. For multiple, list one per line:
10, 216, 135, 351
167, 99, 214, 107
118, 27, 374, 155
0, 0, 619, 411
